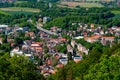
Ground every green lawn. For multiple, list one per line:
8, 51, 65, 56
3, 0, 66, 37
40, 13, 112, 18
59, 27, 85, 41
111, 10, 120, 14
0, 10, 11, 15
111, 10, 120, 19
14, 1, 28, 4
0, 7, 40, 13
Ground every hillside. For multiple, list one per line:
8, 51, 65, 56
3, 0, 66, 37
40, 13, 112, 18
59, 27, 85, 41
47, 44, 120, 80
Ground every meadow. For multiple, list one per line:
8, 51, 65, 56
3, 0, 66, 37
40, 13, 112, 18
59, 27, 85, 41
111, 10, 120, 19
0, 7, 40, 13
59, 2, 104, 8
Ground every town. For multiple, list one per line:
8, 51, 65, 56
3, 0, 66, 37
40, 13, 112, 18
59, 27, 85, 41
0, 0, 120, 80
0, 15, 119, 76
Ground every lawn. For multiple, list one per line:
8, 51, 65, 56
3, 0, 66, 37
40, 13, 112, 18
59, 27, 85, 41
0, 7, 40, 13
60, 2, 104, 8
3, 11, 35, 15
14, 1, 28, 4
111, 10, 120, 14
111, 10, 120, 19
0, 10, 11, 15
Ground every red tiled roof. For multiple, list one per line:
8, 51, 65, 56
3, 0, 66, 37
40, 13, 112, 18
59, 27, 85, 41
74, 60, 81, 63
58, 38, 67, 42
102, 36, 115, 38
35, 47, 43, 50
56, 63, 64, 68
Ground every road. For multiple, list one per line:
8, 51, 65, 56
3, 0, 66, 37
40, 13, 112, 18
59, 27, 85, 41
35, 24, 58, 36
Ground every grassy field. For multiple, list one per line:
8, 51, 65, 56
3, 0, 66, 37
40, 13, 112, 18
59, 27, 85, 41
14, 1, 28, 4
0, 7, 40, 13
111, 10, 120, 14
111, 10, 120, 19
60, 2, 104, 8
0, 10, 11, 15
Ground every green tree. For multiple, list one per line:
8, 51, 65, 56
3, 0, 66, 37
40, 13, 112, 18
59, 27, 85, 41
84, 55, 120, 80
0, 54, 45, 80
67, 52, 72, 61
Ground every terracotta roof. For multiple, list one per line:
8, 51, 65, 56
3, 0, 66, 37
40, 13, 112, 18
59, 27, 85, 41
74, 60, 81, 63
55, 54, 60, 59
84, 35, 100, 41
58, 38, 66, 42
35, 47, 43, 50
32, 42, 42, 44
50, 69, 57, 74
0, 38, 2, 40
56, 63, 64, 68
102, 36, 115, 38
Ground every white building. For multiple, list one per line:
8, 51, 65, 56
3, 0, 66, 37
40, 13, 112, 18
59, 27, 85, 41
10, 48, 23, 57
43, 17, 50, 24
77, 44, 88, 55
0, 24, 8, 29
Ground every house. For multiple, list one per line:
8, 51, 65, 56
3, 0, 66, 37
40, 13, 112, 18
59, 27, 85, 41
84, 35, 101, 43
49, 69, 57, 74
100, 30, 104, 35
90, 24, 95, 28
25, 32, 35, 39
30, 42, 43, 55
77, 44, 88, 55
58, 37, 66, 42
115, 32, 120, 37
22, 27, 29, 32
50, 26, 61, 33
10, 47, 23, 57
5, 28, 12, 35
59, 57, 68, 65
101, 36, 115, 42
23, 40, 32, 46
71, 40, 76, 48
0, 24, 8, 29
73, 56, 82, 63
56, 63, 64, 68
47, 59, 52, 65
112, 26, 120, 32
7, 38, 14, 43
24, 53, 32, 57
67, 44, 73, 53
74, 36, 84, 39
101, 36, 115, 45
43, 17, 50, 24
0, 38, 3, 44
54, 54, 60, 59
31, 42, 42, 48
116, 27, 120, 31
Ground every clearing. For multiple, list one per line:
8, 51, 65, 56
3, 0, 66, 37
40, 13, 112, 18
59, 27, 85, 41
0, 7, 40, 13
111, 10, 120, 19
0, 10, 11, 15
111, 10, 120, 14
59, 2, 104, 8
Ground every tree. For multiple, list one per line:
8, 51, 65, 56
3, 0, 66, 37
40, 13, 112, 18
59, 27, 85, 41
67, 52, 72, 61
84, 55, 120, 80
55, 44, 67, 53
0, 54, 45, 80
